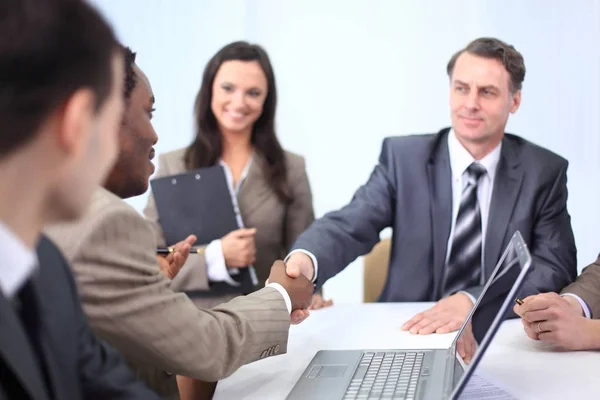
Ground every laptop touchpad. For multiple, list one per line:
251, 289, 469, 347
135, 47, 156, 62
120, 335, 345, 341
307, 365, 348, 378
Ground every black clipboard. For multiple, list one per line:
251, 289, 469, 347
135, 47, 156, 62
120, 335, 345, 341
150, 165, 256, 296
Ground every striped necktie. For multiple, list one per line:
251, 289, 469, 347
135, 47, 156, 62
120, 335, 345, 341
443, 162, 487, 296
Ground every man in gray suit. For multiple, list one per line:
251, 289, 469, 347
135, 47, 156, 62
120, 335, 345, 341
286, 37, 577, 349
45, 47, 313, 398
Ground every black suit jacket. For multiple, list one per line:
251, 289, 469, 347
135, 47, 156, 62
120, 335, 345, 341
293, 128, 577, 340
0, 235, 160, 400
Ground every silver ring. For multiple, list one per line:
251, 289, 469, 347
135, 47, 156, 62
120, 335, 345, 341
536, 321, 546, 333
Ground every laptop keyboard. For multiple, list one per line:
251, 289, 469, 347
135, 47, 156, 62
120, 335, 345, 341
343, 351, 424, 400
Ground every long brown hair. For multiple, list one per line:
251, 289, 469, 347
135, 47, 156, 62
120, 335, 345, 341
185, 41, 290, 203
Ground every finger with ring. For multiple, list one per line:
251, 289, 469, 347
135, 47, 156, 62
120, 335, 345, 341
536, 321, 548, 333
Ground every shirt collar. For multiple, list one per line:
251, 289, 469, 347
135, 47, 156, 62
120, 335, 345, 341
219, 153, 255, 180
448, 129, 502, 181
0, 222, 37, 298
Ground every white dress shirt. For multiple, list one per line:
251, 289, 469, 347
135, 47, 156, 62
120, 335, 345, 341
204, 156, 255, 286
562, 293, 592, 318
201, 156, 291, 313
0, 222, 37, 299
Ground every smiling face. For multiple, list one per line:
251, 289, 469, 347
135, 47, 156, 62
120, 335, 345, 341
449, 52, 521, 157
104, 64, 158, 198
210, 60, 268, 136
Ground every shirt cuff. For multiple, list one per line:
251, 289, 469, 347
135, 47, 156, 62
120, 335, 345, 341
561, 293, 592, 319
458, 290, 477, 305
205, 239, 240, 286
266, 282, 292, 313
285, 249, 318, 282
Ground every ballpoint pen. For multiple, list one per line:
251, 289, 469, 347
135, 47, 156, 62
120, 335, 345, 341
156, 247, 204, 255
514, 297, 524, 306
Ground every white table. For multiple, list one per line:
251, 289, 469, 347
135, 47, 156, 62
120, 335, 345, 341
214, 303, 600, 399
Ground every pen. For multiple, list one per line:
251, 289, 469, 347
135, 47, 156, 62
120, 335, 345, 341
156, 247, 204, 255
515, 297, 524, 306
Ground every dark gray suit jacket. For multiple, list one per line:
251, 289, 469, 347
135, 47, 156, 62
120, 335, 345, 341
293, 128, 577, 340
0, 236, 159, 400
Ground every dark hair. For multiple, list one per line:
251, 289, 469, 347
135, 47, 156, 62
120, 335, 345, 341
0, 0, 119, 157
447, 37, 526, 93
185, 41, 291, 203
122, 46, 137, 101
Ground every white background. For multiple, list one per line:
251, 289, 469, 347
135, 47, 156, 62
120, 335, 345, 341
90, 0, 600, 303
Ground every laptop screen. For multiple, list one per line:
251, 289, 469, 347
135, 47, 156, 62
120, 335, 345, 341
448, 231, 532, 397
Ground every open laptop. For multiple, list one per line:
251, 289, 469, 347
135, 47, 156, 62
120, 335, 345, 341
286, 231, 532, 400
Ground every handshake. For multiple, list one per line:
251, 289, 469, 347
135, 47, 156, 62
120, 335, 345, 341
267, 253, 315, 324
159, 236, 317, 324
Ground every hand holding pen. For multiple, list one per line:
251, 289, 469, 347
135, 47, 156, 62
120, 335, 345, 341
156, 234, 198, 280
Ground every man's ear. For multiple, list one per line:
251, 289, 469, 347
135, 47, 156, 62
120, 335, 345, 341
55, 88, 96, 157
509, 90, 521, 114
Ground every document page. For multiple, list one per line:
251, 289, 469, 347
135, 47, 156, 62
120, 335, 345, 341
459, 373, 517, 400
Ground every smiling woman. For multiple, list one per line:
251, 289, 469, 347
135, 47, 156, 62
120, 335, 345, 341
143, 41, 317, 308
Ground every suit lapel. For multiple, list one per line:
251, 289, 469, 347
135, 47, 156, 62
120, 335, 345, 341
484, 137, 524, 278
0, 294, 49, 400
427, 132, 453, 299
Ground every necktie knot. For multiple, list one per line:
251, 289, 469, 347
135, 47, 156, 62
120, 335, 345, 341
466, 162, 486, 184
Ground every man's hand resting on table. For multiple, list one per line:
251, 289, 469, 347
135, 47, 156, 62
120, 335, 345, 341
309, 293, 334, 310
401, 293, 474, 334
401, 293, 477, 363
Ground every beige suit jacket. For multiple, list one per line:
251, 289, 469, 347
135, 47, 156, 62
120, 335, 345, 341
143, 148, 314, 306
44, 188, 290, 398
562, 256, 600, 318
